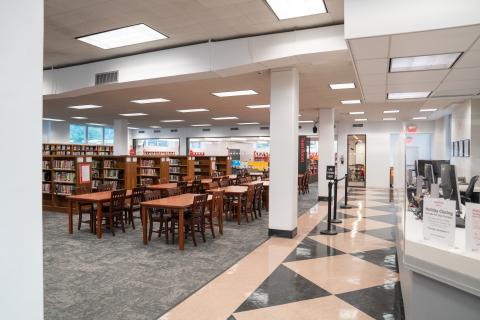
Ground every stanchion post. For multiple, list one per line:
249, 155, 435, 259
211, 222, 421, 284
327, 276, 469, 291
340, 173, 354, 209
321, 181, 337, 235
331, 178, 342, 223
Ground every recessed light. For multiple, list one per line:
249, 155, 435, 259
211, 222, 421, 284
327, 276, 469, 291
150, 126, 161, 129
212, 116, 239, 120
77, 24, 167, 49
420, 108, 438, 112
390, 53, 461, 72
349, 111, 365, 115
68, 105, 102, 110
341, 99, 361, 104
190, 124, 211, 127
383, 117, 396, 121
176, 108, 209, 113
119, 113, 148, 117
413, 116, 427, 120
383, 110, 400, 114
131, 98, 170, 104
212, 90, 257, 97
160, 120, 184, 123
71, 116, 88, 120
237, 122, 260, 125
388, 92, 430, 100
329, 83, 355, 90
246, 105, 270, 109
265, 0, 327, 20
86, 123, 106, 126
355, 118, 367, 122
128, 127, 139, 130
299, 120, 314, 123
43, 118, 65, 122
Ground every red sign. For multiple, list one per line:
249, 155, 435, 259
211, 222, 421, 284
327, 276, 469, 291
407, 125, 417, 134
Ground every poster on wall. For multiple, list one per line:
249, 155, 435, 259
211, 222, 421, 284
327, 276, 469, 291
79, 163, 91, 184
422, 197, 456, 247
466, 202, 480, 255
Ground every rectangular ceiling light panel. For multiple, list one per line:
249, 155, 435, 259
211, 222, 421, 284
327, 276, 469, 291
77, 24, 167, 49
388, 92, 430, 100
341, 99, 361, 104
212, 90, 257, 97
119, 113, 148, 117
176, 108, 209, 113
329, 83, 355, 90
246, 105, 270, 109
383, 110, 399, 114
266, 0, 327, 20
390, 53, 461, 72
68, 105, 102, 110
212, 117, 239, 120
131, 98, 170, 104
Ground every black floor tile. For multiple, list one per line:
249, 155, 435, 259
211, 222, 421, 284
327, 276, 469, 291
351, 247, 398, 272
309, 221, 350, 235
361, 227, 396, 242
337, 282, 405, 320
226, 316, 236, 320
235, 265, 331, 312
366, 214, 397, 225
283, 237, 345, 262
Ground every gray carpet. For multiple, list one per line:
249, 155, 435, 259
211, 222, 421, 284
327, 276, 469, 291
43, 183, 318, 320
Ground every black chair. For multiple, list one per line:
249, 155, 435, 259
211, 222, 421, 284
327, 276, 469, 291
461, 175, 479, 205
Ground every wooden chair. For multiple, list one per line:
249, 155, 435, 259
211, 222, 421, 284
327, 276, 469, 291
185, 194, 208, 246
208, 181, 219, 190
177, 181, 188, 194
125, 186, 146, 229
190, 179, 202, 194
144, 190, 172, 242
253, 183, 263, 218
210, 190, 225, 235
100, 189, 127, 236
75, 185, 94, 232
303, 171, 310, 194
219, 179, 229, 188
97, 183, 113, 192
229, 185, 254, 223
159, 178, 169, 184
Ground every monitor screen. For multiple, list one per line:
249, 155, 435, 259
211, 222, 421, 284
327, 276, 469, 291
440, 164, 460, 211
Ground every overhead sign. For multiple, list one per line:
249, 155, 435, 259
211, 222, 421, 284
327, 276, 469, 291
407, 125, 417, 134
326, 165, 336, 180
423, 197, 456, 247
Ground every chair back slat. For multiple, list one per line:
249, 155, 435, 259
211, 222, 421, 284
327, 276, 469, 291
191, 194, 208, 218
212, 190, 224, 217
110, 189, 127, 213
97, 183, 113, 192
143, 190, 162, 201
177, 181, 188, 194
131, 186, 147, 206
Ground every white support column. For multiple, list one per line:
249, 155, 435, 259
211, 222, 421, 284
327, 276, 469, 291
268, 68, 299, 238
317, 109, 335, 200
113, 119, 129, 155
0, 0, 44, 319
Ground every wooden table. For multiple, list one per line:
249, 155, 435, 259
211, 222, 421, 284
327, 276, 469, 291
67, 190, 132, 239
207, 185, 248, 224
140, 193, 212, 250
148, 179, 214, 191
241, 180, 269, 211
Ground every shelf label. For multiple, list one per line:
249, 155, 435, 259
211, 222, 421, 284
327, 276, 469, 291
466, 202, 480, 254
423, 197, 456, 247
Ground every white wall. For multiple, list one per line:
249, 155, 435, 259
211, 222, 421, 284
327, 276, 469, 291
0, 0, 44, 318
450, 100, 472, 179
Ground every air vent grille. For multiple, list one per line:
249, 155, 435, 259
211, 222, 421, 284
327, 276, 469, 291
138, 130, 145, 133
353, 124, 364, 128
230, 127, 239, 131
95, 71, 118, 85
260, 126, 269, 130
170, 129, 178, 132
202, 128, 211, 132
153, 130, 161, 133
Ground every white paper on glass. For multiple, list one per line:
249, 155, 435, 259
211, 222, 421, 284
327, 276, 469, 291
466, 202, 480, 254
81, 165, 90, 183
423, 197, 456, 247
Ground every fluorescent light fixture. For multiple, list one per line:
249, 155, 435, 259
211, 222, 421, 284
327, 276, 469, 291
388, 92, 430, 100
383, 117, 397, 121
128, 127, 139, 130
86, 123, 105, 126
246, 104, 270, 109
341, 99, 361, 104
77, 24, 167, 49
390, 52, 461, 72
265, 0, 327, 20
420, 108, 438, 112
43, 118, 65, 122
160, 119, 184, 123
190, 124, 211, 127
354, 118, 367, 122
383, 110, 400, 114
68, 105, 102, 110
212, 116, 239, 120
237, 122, 260, 125
71, 116, 88, 120
413, 116, 427, 120
349, 111, 365, 115
150, 126, 161, 129
212, 90, 258, 97
329, 82, 355, 90
176, 108, 209, 113
299, 120, 314, 123
131, 98, 170, 104
119, 113, 148, 117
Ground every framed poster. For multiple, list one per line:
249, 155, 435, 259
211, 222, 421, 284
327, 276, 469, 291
460, 140, 465, 157
79, 163, 91, 184
464, 139, 471, 157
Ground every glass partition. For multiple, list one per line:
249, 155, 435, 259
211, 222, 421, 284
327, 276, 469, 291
133, 138, 180, 155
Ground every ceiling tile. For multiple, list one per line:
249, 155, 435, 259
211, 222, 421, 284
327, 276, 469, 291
348, 36, 389, 60
432, 88, 480, 97
436, 79, 480, 91
387, 82, 439, 92
388, 70, 449, 85
362, 84, 386, 94
361, 73, 386, 86
355, 59, 388, 75
363, 93, 386, 103
470, 37, 480, 51
446, 67, 480, 81
454, 50, 480, 68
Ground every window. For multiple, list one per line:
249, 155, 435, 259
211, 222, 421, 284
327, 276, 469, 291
69, 124, 86, 144
104, 127, 114, 145
87, 126, 104, 145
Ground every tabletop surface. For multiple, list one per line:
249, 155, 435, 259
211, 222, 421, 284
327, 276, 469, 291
207, 185, 248, 194
68, 190, 132, 202
140, 193, 212, 208
148, 183, 179, 190
241, 180, 267, 186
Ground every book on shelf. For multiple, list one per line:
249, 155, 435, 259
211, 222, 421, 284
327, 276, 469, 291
139, 168, 158, 176
55, 184, 74, 195
140, 159, 156, 167
103, 159, 117, 168
42, 160, 51, 170
42, 183, 51, 193
139, 178, 154, 186
104, 169, 123, 179
53, 160, 75, 170
54, 172, 76, 182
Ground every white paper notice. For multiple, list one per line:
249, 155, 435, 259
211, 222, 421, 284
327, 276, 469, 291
430, 184, 440, 198
423, 197, 456, 247
466, 202, 480, 254
81, 165, 90, 183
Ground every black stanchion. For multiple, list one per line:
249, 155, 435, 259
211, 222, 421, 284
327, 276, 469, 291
339, 173, 355, 209
320, 181, 337, 235
331, 177, 342, 224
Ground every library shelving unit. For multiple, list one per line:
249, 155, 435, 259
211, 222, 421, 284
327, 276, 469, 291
91, 156, 137, 190
215, 156, 232, 176
193, 156, 214, 179
136, 156, 169, 186
42, 143, 113, 156
169, 156, 195, 182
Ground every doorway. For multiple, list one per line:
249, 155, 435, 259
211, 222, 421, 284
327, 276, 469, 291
347, 134, 366, 188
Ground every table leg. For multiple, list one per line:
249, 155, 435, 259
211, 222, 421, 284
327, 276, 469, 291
236, 194, 241, 225
141, 206, 148, 245
68, 199, 73, 234
96, 201, 102, 239
179, 208, 185, 250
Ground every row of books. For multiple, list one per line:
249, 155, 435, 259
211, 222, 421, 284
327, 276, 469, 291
53, 160, 75, 170
54, 172, 76, 182
42, 183, 51, 193
139, 168, 158, 176
169, 167, 181, 174
139, 178, 154, 185
169, 159, 181, 166
140, 159, 156, 167
42, 161, 51, 170
104, 160, 117, 168
55, 184, 74, 195
104, 169, 123, 179
169, 175, 180, 182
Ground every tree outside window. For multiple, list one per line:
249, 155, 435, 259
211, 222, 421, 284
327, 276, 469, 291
69, 124, 86, 144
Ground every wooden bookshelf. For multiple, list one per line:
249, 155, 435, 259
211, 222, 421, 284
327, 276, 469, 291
193, 156, 215, 179
91, 156, 137, 190
42, 143, 113, 156
215, 156, 232, 176
135, 156, 169, 186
